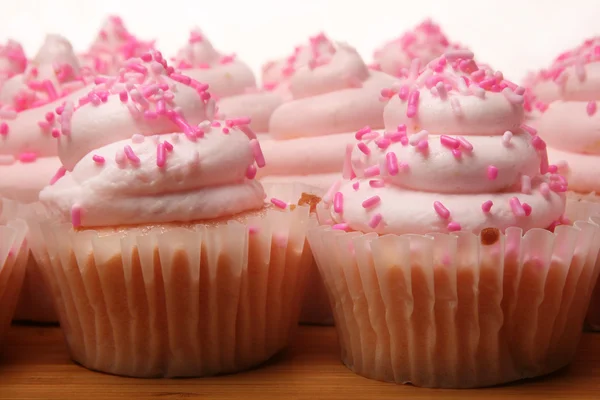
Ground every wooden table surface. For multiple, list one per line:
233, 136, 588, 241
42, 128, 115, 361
0, 325, 599, 400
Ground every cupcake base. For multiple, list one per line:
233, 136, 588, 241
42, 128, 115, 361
308, 211, 600, 388
14, 252, 57, 323
30, 204, 316, 378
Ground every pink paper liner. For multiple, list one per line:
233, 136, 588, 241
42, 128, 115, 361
308, 200, 600, 388
263, 182, 333, 325
28, 202, 315, 378
0, 201, 29, 346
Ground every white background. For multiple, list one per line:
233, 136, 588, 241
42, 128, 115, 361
0, 0, 599, 82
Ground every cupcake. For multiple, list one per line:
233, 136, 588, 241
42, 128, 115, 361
0, 40, 27, 88
372, 19, 459, 78
308, 50, 600, 388
29, 51, 316, 378
79, 16, 155, 76
0, 34, 94, 322
527, 38, 600, 329
0, 199, 28, 347
258, 39, 396, 190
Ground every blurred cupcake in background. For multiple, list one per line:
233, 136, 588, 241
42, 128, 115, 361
0, 40, 27, 89
527, 37, 600, 330
29, 51, 316, 378
0, 199, 28, 348
309, 50, 600, 388
0, 34, 95, 323
371, 19, 460, 78
79, 15, 155, 76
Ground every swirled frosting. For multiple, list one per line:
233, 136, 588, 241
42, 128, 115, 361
528, 37, 600, 193
40, 51, 265, 227
80, 16, 155, 76
0, 40, 27, 88
324, 50, 566, 235
372, 19, 459, 78
0, 35, 91, 202
171, 29, 255, 99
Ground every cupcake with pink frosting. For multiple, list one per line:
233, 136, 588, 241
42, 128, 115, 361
258, 39, 396, 189
308, 50, 600, 388
372, 19, 459, 78
0, 200, 28, 349
527, 37, 600, 330
28, 50, 316, 378
79, 16, 154, 76
0, 40, 27, 89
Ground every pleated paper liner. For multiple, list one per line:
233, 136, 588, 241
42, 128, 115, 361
28, 201, 316, 378
308, 201, 600, 388
0, 202, 29, 346
565, 198, 600, 331
0, 198, 58, 323
263, 183, 333, 325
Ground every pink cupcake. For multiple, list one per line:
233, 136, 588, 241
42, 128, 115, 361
0, 34, 94, 322
258, 38, 396, 190
372, 19, 459, 78
308, 50, 600, 388
79, 16, 154, 76
28, 51, 316, 378
527, 38, 600, 329
0, 199, 28, 347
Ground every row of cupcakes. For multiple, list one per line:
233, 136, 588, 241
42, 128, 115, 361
0, 16, 600, 389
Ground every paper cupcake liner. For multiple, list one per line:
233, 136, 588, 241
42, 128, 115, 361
262, 183, 333, 325
0, 202, 29, 345
28, 202, 315, 378
308, 201, 600, 388
564, 199, 600, 331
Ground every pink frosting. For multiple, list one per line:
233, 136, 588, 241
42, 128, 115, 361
171, 29, 255, 99
80, 16, 155, 76
324, 51, 565, 235
0, 35, 93, 202
40, 51, 265, 227
529, 37, 600, 192
372, 19, 459, 78
0, 40, 27, 88
262, 41, 396, 185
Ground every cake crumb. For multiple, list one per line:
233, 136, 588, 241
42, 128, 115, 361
298, 193, 321, 213
480, 227, 500, 245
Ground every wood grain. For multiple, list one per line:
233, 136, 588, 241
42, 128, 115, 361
0, 325, 599, 399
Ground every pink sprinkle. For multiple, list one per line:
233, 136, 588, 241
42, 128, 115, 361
481, 200, 493, 213
522, 203, 532, 216
211, 121, 222, 128
452, 148, 462, 158
368, 213, 383, 229
271, 198, 287, 209
540, 183, 551, 197
357, 142, 371, 155
19, 152, 37, 163
334, 192, 344, 213
71, 204, 82, 227
548, 164, 558, 173
375, 138, 391, 149
386, 152, 399, 176
332, 223, 349, 231
487, 165, 498, 180
119, 91, 128, 102
45, 112, 55, 122
502, 131, 513, 145
417, 140, 429, 151
163, 141, 173, 151
398, 85, 409, 100
250, 139, 266, 168
531, 135, 546, 150
409, 130, 429, 145
222, 127, 230, 134
355, 126, 372, 140
156, 143, 166, 167
49, 166, 66, 185
123, 145, 140, 164
92, 154, 105, 164
126, 62, 148, 74
440, 135, 460, 149
457, 136, 473, 152
406, 90, 420, 118
352, 181, 360, 190
587, 101, 597, 116
509, 197, 526, 217
0, 122, 8, 136
502, 88, 524, 104
169, 73, 192, 85
51, 128, 60, 138
436, 82, 447, 100
521, 124, 537, 136
369, 179, 385, 188
364, 165, 381, 178
447, 222, 461, 232
521, 175, 532, 194
246, 164, 257, 179
362, 195, 381, 209
450, 97, 462, 116
433, 201, 450, 219
38, 120, 51, 130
